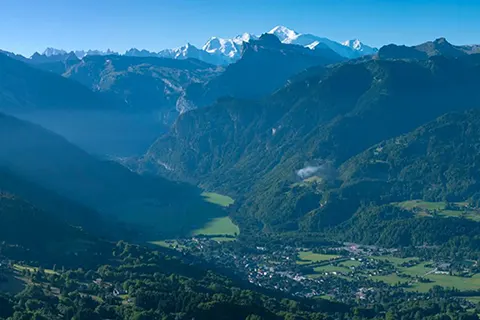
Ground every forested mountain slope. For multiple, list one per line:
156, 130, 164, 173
341, 110, 480, 203
141, 53, 480, 234
321, 111, 480, 251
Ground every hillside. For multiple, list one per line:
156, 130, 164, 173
0, 52, 113, 111
341, 110, 480, 203
0, 168, 106, 236
141, 53, 480, 234
0, 194, 109, 267
0, 112, 224, 238
0, 52, 170, 155
319, 111, 480, 249
63, 55, 221, 122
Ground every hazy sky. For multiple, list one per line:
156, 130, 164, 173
0, 0, 477, 56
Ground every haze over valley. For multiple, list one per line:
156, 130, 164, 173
1, 3, 480, 318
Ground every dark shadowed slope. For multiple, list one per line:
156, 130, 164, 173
0, 168, 105, 236
0, 193, 109, 267
0, 112, 224, 238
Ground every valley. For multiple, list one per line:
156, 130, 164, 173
1, 15, 480, 319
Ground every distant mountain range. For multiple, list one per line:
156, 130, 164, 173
378, 37, 480, 59
7, 26, 376, 66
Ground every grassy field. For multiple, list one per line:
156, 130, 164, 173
193, 193, 238, 236
210, 236, 237, 242
14, 264, 57, 275
149, 240, 185, 249
465, 296, 480, 304
192, 216, 239, 236
416, 273, 480, 292
372, 274, 409, 285
441, 210, 480, 221
371, 260, 480, 292
371, 256, 416, 266
302, 252, 480, 293
149, 192, 238, 246
397, 200, 445, 211
399, 262, 432, 277
313, 265, 349, 273
395, 200, 480, 221
342, 260, 362, 268
297, 251, 340, 265
201, 192, 235, 207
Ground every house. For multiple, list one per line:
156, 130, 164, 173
113, 287, 127, 296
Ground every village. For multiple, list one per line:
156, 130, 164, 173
157, 237, 480, 307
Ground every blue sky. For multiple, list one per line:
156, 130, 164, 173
0, 0, 478, 56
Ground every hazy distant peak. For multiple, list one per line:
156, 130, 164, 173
42, 47, 67, 57
342, 39, 378, 54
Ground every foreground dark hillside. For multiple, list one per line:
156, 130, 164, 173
0, 168, 105, 236
0, 194, 108, 267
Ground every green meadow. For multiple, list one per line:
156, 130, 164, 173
297, 251, 340, 265
201, 192, 235, 207
192, 216, 239, 236
395, 200, 480, 221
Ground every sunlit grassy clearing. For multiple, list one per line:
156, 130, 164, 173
13, 264, 57, 275
313, 265, 349, 273
201, 192, 234, 207
397, 200, 445, 210
395, 200, 480, 221
372, 274, 409, 285
296, 251, 340, 265
192, 216, 239, 236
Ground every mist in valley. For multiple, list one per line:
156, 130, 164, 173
8, 109, 167, 156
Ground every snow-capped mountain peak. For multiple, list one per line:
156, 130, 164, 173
268, 26, 299, 43
342, 39, 378, 55
42, 47, 67, 57
342, 39, 362, 50
34, 26, 376, 66
202, 33, 257, 60
233, 33, 257, 44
